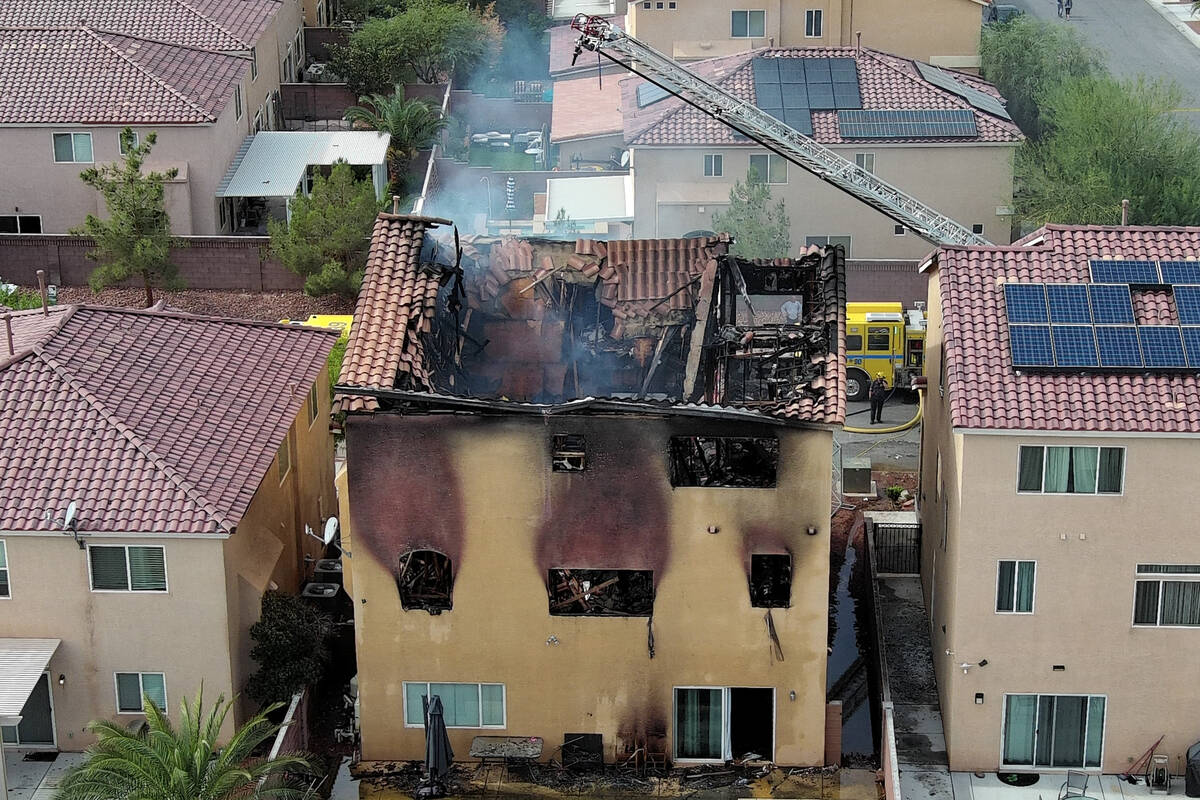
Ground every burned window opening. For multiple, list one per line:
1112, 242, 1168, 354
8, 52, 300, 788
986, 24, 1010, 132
397, 550, 453, 614
548, 568, 654, 616
552, 434, 586, 472
749, 554, 792, 608
668, 436, 779, 487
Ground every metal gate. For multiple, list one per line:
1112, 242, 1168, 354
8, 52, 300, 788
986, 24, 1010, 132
874, 522, 921, 574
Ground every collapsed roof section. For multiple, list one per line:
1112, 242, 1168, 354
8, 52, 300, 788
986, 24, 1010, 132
336, 213, 846, 427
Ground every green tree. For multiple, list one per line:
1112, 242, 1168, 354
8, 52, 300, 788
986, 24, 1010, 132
269, 161, 381, 297
74, 128, 182, 307
1017, 76, 1200, 225
980, 16, 1102, 139
345, 90, 447, 190
246, 590, 335, 707
0, 283, 43, 310
339, 0, 402, 21
329, 0, 502, 94
711, 168, 791, 259
55, 689, 313, 800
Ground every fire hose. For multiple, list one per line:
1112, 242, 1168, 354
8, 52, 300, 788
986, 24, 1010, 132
841, 384, 925, 435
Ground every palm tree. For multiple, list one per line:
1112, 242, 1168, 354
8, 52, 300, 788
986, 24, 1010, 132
344, 86, 447, 190
55, 689, 314, 800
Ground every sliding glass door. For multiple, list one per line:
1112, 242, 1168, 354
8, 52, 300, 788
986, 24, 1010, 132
1003, 694, 1105, 769
675, 688, 723, 760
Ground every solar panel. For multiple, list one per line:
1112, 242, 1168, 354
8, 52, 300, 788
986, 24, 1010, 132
1095, 326, 1143, 368
829, 58, 858, 80
1089, 259, 1160, 284
805, 58, 832, 83
838, 109, 978, 139
1046, 284, 1091, 323
752, 58, 780, 84
778, 59, 806, 81
1010, 325, 1054, 367
914, 61, 1012, 121
1183, 326, 1200, 368
761, 107, 785, 123
1139, 326, 1188, 367
1174, 285, 1200, 325
807, 83, 835, 110
1051, 325, 1099, 367
782, 109, 814, 135
757, 82, 783, 107
781, 83, 809, 109
1087, 284, 1135, 324
636, 83, 671, 108
832, 81, 862, 109
1161, 260, 1200, 284
1004, 283, 1048, 323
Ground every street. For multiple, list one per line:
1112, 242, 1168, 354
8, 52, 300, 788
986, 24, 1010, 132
1006, 0, 1200, 130
835, 395, 922, 471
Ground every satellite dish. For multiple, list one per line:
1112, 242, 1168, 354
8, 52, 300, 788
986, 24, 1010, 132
619, 150, 630, 167
63, 501, 77, 531
323, 517, 340, 546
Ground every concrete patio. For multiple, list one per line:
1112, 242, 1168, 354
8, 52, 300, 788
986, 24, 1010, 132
3, 752, 86, 800
953, 770, 1192, 800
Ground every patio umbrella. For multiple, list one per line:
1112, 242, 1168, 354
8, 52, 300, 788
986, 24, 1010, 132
424, 695, 454, 787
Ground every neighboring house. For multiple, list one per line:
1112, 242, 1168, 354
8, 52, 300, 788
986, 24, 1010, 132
335, 213, 846, 765
619, 48, 1021, 259
550, 75, 626, 168
918, 225, 1200, 772
548, 16, 627, 81
626, 0, 983, 69
0, 0, 305, 236
0, 305, 337, 754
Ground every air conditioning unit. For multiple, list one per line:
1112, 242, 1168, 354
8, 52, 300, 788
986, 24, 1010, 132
314, 558, 343, 585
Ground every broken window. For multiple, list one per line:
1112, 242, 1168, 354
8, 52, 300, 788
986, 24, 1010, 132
552, 434, 586, 472
397, 550, 453, 614
668, 436, 779, 488
749, 554, 792, 608
548, 568, 654, 616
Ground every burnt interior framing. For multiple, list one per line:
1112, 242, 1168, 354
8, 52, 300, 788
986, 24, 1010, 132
548, 568, 655, 616
749, 553, 792, 607
397, 549, 454, 614
668, 435, 779, 487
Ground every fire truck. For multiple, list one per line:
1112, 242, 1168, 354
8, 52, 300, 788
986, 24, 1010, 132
844, 302, 927, 401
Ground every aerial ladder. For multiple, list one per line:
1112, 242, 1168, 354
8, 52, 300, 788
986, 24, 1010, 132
570, 14, 991, 247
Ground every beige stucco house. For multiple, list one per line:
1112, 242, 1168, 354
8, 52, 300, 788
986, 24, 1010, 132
333, 215, 846, 766
919, 224, 1200, 773
614, 48, 1020, 260
0, 0, 304, 236
625, 0, 984, 69
0, 305, 337, 772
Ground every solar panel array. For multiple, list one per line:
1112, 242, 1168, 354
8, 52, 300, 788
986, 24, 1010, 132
1003, 282, 1200, 370
838, 109, 978, 139
914, 61, 1012, 121
751, 57, 861, 138
1088, 259, 1200, 285
636, 82, 671, 108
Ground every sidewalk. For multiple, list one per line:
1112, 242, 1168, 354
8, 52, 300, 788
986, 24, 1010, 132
1140, 0, 1200, 51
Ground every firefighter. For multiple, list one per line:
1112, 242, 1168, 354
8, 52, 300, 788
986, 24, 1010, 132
869, 372, 888, 424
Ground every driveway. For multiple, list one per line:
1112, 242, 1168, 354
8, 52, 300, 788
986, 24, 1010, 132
836, 395, 922, 472
1004, 0, 1200, 130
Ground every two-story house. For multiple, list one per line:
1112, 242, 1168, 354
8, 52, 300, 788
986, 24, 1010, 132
0, 305, 337, 762
613, 47, 1020, 260
0, 0, 305, 235
333, 214, 846, 765
919, 224, 1200, 773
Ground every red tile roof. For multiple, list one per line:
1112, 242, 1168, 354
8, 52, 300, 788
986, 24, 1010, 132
0, 306, 337, 533
934, 225, 1200, 432
622, 47, 1023, 147
551, 75, 625, 142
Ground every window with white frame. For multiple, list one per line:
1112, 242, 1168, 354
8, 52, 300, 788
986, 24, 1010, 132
731, 10, 765, 37
254, 107, 265, 133
278, 435, 292, 482
119, 130, 140, 155
295, 30, 304, 76
283, 47, 293, 85
308, 383, 320, 426
996, 560, 1035, 613
703, 154, 723, 177
805, 234, 852, 254
403, 682, 505, 728
1003, 694, 1105, 768
854, 152, 874, 173
52, 132, 93, 163
748, 153, 786, 184
805, 9, 823, 37
1017, 445, 1124, 494
318, 0, 327, 25
234, 84, 243, 120
1134, 564, 1200, 626
894, 224, 906, 236
0, 215, 42, 234
115, 672, 167, 713
0, 540, 8, 598
250, 46, 258, 80
89, 545, 167, 592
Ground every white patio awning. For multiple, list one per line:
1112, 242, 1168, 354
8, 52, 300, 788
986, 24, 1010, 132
216, 131, 390, 198
0, 639, 59, 725
545, 174, 634, 222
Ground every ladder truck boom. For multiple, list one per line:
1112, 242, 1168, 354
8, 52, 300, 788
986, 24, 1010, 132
571, 14, 990, 247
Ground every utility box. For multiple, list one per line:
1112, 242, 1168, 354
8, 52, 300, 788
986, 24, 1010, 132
843, 456, 873, 494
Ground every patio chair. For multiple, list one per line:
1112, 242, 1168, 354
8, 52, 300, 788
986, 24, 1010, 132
1059, 770, 1089, 800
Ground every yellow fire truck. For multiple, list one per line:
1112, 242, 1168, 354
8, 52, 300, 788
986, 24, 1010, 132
844, 302, 927, 401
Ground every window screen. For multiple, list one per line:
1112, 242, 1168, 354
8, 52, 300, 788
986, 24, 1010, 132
116, 673, 142, 712
90, 546, 130, 590
0, 540, 8, 598
128, 547, 166, 591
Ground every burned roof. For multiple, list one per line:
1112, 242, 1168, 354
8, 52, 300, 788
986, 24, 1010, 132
336, 214, 846, 426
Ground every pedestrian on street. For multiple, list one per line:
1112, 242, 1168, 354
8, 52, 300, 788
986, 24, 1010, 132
869, 372, 888, 424
1056, 0, 1064, 17
1064, 0, 1072, 19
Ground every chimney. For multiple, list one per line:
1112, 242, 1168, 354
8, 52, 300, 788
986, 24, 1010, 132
392, 195, 401, 214
3, 314, 12, 357
36, 269, 48, 317
1121, 198, 1129, 226
855, 31, 862, 55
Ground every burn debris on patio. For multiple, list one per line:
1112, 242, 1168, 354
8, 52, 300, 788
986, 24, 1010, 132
551, 434, 587, 472
397, 550, 453, 613
749, 554, 792, 608
547, 568, 654, 616
667, 436, 779, 487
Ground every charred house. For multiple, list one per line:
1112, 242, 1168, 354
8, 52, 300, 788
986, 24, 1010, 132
335, 213, 846, 766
